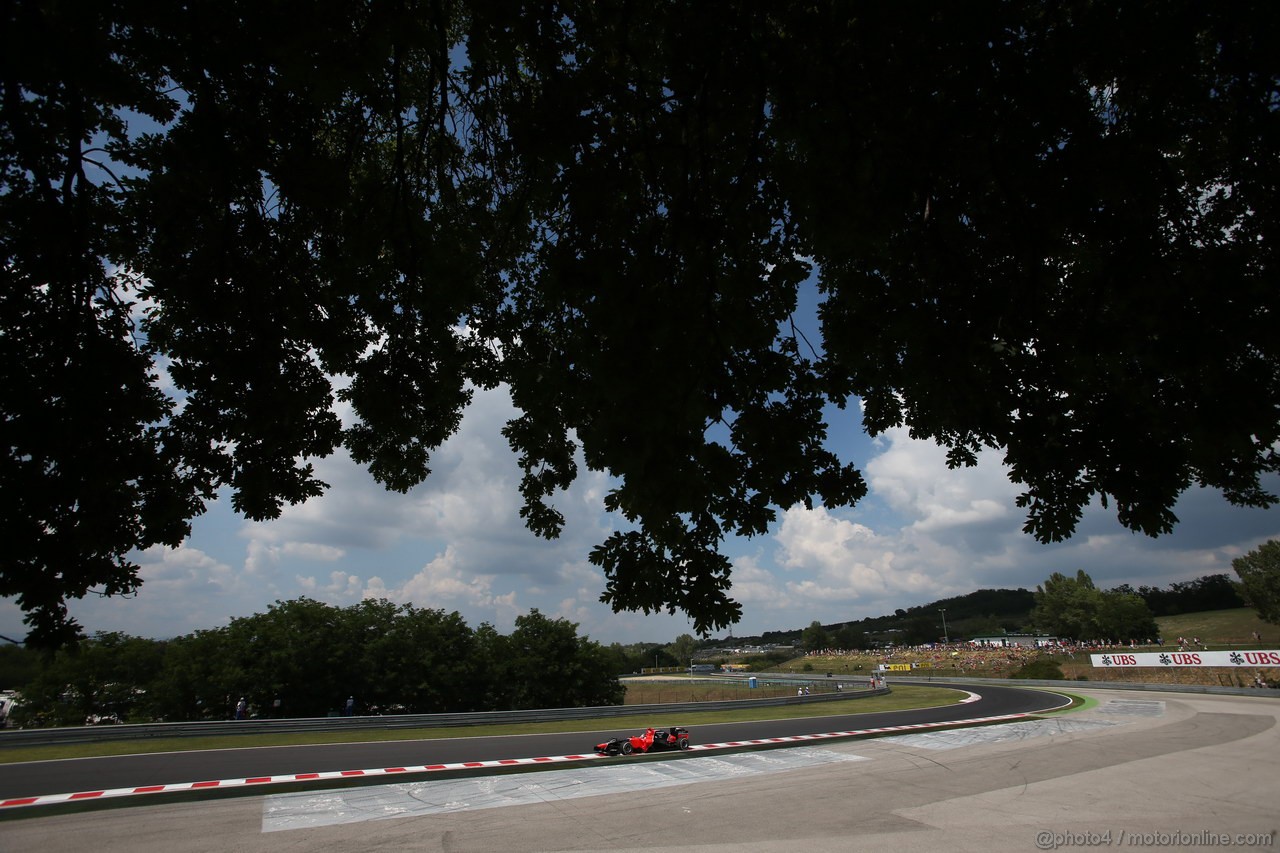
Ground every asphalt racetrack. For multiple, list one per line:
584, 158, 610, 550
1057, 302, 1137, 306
2, 682, 1277, 853
0, 681, 1056, 801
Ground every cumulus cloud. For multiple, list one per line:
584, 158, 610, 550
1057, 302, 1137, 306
11, 375, 1277, 646
296, 570, 364, 601
770, 505, 945, 605
2, 382, 627, 643
718, 423, 1280, 636
775, 506, 876, 570
242, 384, 608, 566
864, 425, 1018, 534
357, 546, 519, 624
61, 544, 267, 638
247, 539, 345, 575
184, 383, 615, 627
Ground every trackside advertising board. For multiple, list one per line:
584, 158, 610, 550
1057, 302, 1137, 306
1090, 650, 1280, 668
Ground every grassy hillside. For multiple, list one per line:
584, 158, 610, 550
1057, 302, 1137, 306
1156, 608, 1275, 646
760, 609, 1278, 688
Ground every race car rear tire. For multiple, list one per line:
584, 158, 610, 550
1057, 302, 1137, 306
678, 738, 689, 750
620, 741, 633, 755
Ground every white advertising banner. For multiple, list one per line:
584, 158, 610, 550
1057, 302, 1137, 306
1090, 650, 1280, 668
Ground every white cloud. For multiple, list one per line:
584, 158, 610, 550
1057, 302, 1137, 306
359, 546, 521, 627
239, 384, 610, 569
771, 506, 944, 604
775, 505, 877, 571
58, 544, 267, 638
296, 571, 363, 601
129, 543, 248, 597
401, 546, 497, 604
246, 539, 345, 574
10, 376, 1278, 647
722, 555, 789, 608
864, 425, 1018, 532
717, 421, 1280, 637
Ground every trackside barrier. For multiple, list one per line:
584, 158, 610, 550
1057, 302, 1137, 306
0, 686, 890, 748
897, 674, 1280, 699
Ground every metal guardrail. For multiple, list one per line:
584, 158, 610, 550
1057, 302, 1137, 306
0, 685, 890, 748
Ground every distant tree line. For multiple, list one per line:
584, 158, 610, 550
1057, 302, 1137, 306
724, 575, 1252, 648
0, 599, 623, 727
749, 588, 1038, 648
1122, 574, 1244, 617
595, 632, 705, 674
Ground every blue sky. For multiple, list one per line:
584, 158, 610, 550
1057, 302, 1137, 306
3, 276, 1277, 646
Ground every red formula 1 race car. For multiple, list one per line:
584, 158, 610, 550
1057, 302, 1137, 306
593, 726, 691, 756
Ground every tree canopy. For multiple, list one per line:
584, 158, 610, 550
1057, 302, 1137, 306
7, 599, 621, 724
1032, 570, 1159, 641
3, 1, 1278, 645
800, 620, 832, 653
1233, 540, 1280, 626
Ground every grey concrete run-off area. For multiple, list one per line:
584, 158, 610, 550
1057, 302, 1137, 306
3, 687, 1277, 853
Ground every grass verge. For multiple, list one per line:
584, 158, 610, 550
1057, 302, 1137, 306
1025, 690, 1093, 715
